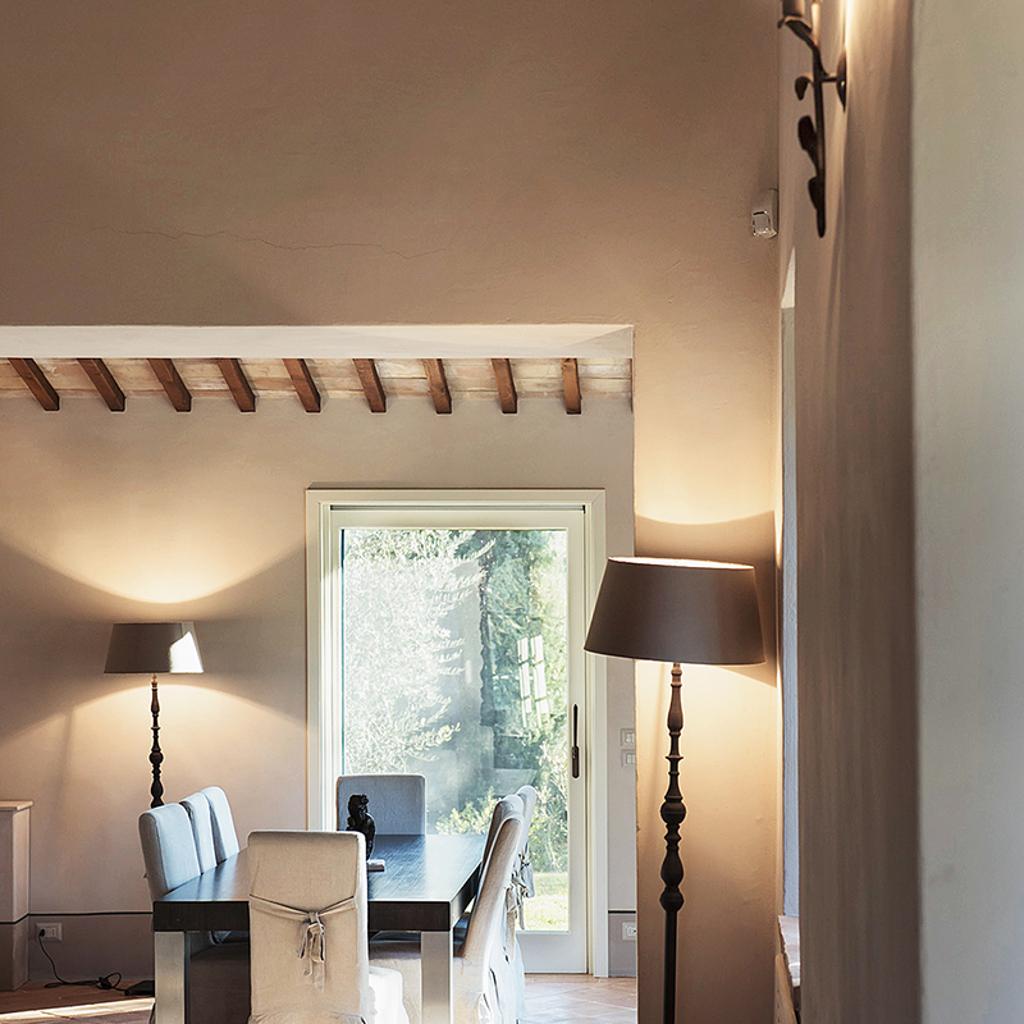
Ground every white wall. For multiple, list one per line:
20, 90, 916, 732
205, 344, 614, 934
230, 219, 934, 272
914, 2, 1024, 1019
0, 394, 634, 978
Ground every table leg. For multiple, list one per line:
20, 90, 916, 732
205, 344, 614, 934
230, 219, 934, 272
154, 932, 188, 1024
421, 930, 454, 1024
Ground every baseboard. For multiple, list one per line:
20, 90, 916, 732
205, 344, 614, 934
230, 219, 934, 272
27, 914, 153, 983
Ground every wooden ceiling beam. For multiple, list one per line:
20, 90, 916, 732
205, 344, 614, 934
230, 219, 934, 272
282, 359, 321, 412
77, 358, 125, 412
216, 358, 256, 412
9, 358, 59, 411
422, 359, 452, 414
491, 358, 518, 414
353, 359, 387, 413
561, 358, 582, 415
148, 359, 192, 411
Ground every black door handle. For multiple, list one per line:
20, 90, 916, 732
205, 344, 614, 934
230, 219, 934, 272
571, 703, 581, 779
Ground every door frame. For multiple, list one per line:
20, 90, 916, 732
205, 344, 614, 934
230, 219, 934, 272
305, 488, 609, 975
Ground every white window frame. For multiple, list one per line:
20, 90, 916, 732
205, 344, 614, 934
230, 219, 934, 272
305, 488, 610, 975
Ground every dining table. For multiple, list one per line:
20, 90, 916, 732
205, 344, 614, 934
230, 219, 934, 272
152, 832, 486, 1024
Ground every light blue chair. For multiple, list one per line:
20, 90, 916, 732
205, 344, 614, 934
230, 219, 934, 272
181, 792, 217, 873
336, 774, 427, 835
201, 785, 240, 862
138, 804, 201, 901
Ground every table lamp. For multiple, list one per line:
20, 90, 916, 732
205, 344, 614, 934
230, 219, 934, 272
584, 558, 764, 1024
104, 621, 204, 808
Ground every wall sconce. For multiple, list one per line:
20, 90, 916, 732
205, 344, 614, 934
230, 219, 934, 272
779, 0, 848, 237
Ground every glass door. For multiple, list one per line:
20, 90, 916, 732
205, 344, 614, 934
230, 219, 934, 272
327, 504, 588, 972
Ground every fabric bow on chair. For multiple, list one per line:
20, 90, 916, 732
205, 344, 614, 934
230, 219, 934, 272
251, 894, 357, 991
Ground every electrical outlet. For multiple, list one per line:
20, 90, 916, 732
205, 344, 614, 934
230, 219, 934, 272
38, 923, 62, 942
620, 728, 636, 748
622, 921, 638, 941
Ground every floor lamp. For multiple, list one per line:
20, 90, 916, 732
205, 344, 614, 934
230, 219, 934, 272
104, 621, 204, 808
584, 558, 764, 1024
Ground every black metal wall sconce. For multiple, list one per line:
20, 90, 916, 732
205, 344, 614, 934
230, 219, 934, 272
779, 0, 848, 237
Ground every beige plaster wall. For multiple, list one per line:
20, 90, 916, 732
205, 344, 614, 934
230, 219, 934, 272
0, 396, 634, 977
913, 2, 1024, 1019
0, 3, 779, 1018
777, 1, 920, 1020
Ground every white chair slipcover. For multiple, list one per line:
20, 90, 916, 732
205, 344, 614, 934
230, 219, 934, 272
247, 830, 408, 1024
181, 791, 218, 873
336, 774, 427, 835
509, 786, 539, 1021
371, 799, 524, 1024
202, 785, 241, 862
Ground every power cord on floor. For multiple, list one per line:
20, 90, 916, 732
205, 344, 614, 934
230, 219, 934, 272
36, 927, 129, 993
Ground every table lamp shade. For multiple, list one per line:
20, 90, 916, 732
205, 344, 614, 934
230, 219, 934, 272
104, 622, 204, 674
585, 557, 765, 666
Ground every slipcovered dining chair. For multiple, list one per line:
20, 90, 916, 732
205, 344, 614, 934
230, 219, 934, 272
247, 830, 409, 1024
509, 785, 539, 1021
371, 799, 524, 1024
202, 784, 241, 862
336, 774, 427, 835
181, 791, 218, 873
138, 806, 250, 1024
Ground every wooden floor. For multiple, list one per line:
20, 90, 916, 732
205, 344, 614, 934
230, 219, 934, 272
0, 975, 637, 1022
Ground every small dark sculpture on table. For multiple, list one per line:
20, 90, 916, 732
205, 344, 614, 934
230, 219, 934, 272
346, 793, 376, 858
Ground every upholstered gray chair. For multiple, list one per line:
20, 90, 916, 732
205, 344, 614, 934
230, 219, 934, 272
201, 785, 240, 862
371, 802, 524, 1024
138, 805, 250, 1024
138, 804, 202, 901
336, 774, 427, 835
181, 791, 217, 873
247, 830, 408, 1024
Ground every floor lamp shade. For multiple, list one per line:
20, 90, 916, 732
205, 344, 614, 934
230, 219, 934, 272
103, 622, 203, 810
104, 622, 204, 675
584, 557, 764, 666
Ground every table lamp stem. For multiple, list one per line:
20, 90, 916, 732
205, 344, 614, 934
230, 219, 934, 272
149, 673, 164, 808
660, 662, 686, 1023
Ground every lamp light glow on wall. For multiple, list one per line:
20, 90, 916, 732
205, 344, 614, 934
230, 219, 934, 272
780, 0, 848, 237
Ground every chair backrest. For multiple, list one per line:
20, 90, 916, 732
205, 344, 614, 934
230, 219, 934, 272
336, 774, 426, 835
247, 830, 370, 1022
200, 785, 240, 862
138, 804, 202, 901
180, 792, 217, 873
462, 806, 524, 983
514, 785, 539, 898
482, 794, 525, 867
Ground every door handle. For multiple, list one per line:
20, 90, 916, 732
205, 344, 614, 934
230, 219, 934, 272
571, 703, 581, 779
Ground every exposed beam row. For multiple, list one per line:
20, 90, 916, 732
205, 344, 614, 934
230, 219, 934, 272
6, 357, 593, 414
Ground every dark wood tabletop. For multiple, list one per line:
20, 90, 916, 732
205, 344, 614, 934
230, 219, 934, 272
153, 833, 485, 934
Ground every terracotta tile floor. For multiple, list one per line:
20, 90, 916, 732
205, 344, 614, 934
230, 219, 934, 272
0, 975, 637, 1023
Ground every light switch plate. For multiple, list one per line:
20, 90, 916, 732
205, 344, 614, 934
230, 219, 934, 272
620, 728, 636, 748
621, 750, 637, 768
